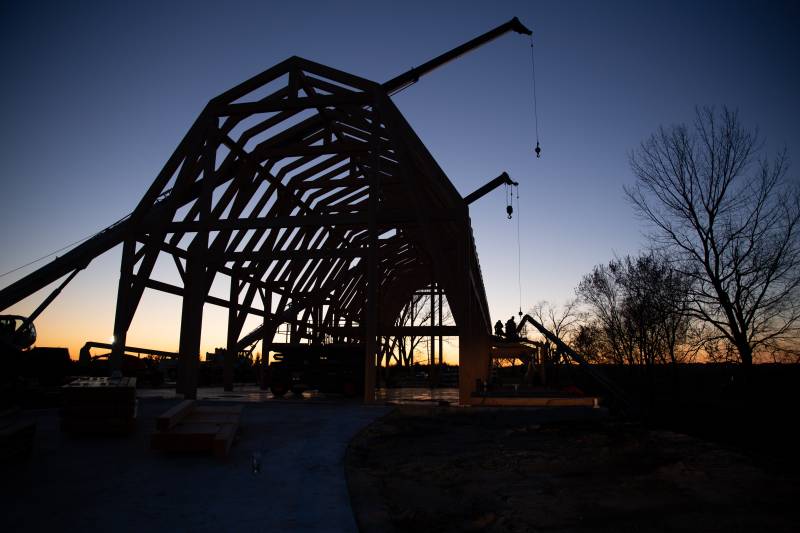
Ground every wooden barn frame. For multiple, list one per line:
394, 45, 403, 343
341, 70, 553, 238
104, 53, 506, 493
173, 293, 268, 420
0, 19, 535, 404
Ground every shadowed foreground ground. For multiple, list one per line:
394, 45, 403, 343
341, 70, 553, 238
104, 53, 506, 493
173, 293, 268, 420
2, 398, 388, 532
346, 407, 800, 533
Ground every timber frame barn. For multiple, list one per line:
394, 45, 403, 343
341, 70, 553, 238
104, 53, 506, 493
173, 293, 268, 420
0, 56, 495, 404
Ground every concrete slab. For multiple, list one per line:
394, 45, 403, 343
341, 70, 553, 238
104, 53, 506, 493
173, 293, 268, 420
1, 399, 389, 532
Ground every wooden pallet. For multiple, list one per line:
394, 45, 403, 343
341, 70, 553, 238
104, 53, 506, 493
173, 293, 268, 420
61, 376, 137, 434
151, 400, 242, 457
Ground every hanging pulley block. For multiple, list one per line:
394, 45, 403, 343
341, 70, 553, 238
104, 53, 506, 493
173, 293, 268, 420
506, 204, 514, 219
534, 141, 541, 158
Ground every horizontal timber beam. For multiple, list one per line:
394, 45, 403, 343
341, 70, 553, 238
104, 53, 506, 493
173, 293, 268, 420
163, 208, 466, 232
222, 92, 372, 116
258, 141, 372, 159
140, 277, 267, 318
155, 241, 288, 292
328, 325, 459, 336
222, 247, 366, 262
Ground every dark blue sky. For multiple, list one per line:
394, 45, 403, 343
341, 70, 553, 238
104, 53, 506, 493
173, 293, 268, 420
1, 0, 797, 353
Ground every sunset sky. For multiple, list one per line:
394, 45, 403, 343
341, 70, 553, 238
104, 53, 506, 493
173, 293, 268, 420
1, 0, 798, 362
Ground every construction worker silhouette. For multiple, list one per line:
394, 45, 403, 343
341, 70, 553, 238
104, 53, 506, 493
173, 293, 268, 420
505, 316, 519, 340
494, 320, 504, 337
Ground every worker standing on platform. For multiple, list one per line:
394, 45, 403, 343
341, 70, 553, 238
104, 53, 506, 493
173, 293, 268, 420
494, 320, 504, 337
505, 316, 519, 340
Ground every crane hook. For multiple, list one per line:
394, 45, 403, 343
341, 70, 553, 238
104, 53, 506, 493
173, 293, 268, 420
506, 204, 513, 219
534, 141, 541, 158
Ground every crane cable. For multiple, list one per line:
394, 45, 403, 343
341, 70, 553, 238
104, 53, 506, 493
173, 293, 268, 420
515, 34, 540, 317
0, 187, 176, 281
515, 184, 523, 317
0, 213, 132, 280
0, 228, 105, 279
529, 35, 542, 158
505, 182, 513, 219
503, 182, 523, 316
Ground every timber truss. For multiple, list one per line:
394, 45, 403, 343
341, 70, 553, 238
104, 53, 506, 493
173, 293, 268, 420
0, 56, 494, 402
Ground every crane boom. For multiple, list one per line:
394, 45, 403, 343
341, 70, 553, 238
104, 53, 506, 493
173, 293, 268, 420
0, 220, 129, 312
517, 314, 633, 411
382, 16, 532, 94
464, 172, 518, 205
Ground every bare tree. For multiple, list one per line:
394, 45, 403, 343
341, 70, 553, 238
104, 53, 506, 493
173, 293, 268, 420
618, 254, 694, 366
383, 290, 453, 368
572, 322, 607, 363
527, 299, 580, 357
627, 107, 800, 369
576, 254, 695, 368
576, 262, 635, 365
387, 294, 430, 367
526, 300, 581, 376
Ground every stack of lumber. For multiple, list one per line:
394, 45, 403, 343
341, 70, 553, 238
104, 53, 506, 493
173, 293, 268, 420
61, 376, 137, 434
0, 408, 36, 461
151, 400, 241, 457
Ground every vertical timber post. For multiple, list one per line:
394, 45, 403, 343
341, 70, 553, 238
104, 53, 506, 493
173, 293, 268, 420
458, 223, 490, 405
177, 256, 204, 399
224, 276, 239, 392
363, 221, 377, 402
110, 239, 136, 372
457, 226, 472, 405
261, 290, 272, 386
177, 115, 216, 399
430, 281, 436, 386
363, 93, 380, 403
438, 285, 443, 367
409, 295, 415, 368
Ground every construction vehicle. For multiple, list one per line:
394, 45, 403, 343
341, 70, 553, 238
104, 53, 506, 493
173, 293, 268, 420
201, 347, 257, 386
0, 267, 82, 403
1, 315, 72, 408
0, 315, 36, 352
78, 341, 189, 387
264, 344, 364, 397
516, 314, 632, 411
